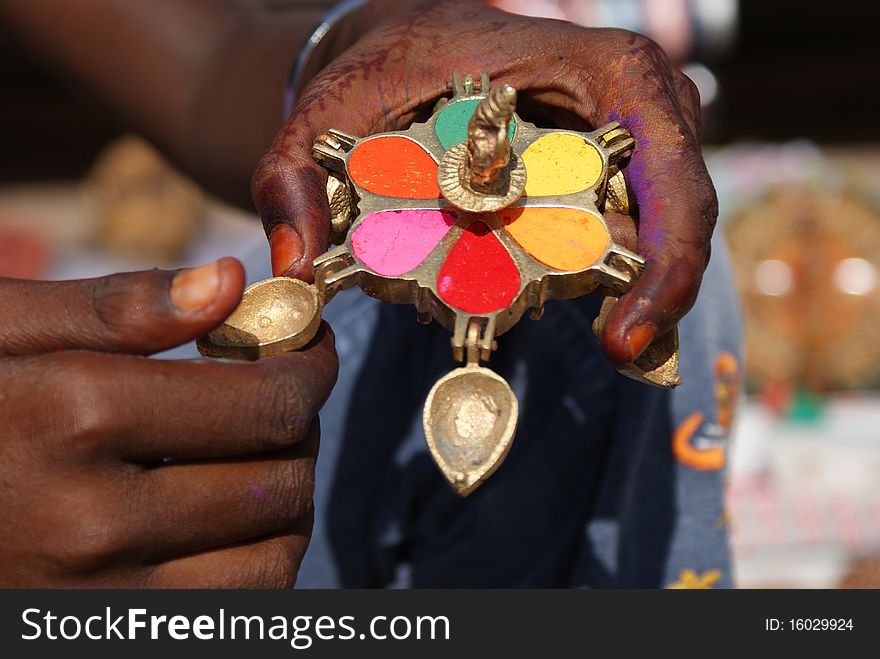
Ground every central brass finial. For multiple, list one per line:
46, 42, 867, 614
467, 84, 517, 191
438, 78, 526, 213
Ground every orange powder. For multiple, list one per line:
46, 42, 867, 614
348, 136, 440, 199
499, 207, 610, 271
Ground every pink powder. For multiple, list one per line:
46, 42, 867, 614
351, 209, 457, 276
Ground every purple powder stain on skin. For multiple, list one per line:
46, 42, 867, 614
602, 108, 671, 247
351, 209, 456, 276
249, 484, 266, 500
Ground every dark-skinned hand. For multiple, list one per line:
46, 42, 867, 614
0, 258, 337, 587
253, 0, 717, 366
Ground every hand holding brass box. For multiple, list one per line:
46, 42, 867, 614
199, 73, 680, 496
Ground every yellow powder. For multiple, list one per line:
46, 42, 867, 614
521, 133, 603, 197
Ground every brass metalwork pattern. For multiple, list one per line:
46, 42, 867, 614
305, 74, 652, 493
199, 73, 683, 496
312, 81, 643, 362
436, 83, 525, 213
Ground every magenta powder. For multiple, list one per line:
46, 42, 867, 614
351, 209, 456, 276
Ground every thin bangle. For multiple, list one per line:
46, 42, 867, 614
284, 0, 369, 119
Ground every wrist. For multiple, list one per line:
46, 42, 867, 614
286, 0, 368, 110
289, 0, 436, 103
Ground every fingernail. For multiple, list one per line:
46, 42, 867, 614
270, 224, 303, 277
170, 261, 220, 312
627, 323, 656, 361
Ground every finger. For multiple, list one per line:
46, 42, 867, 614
21, 324, 337, 460
586, 34, 717, 364
0, 257, 245, 357
604, 210, 638, 252
253, 129, 330, 282
150, 525, 311, 588
252, 105, 353, 281
134, 425, 317, 561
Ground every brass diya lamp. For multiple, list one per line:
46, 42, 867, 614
199, 73, 679, 496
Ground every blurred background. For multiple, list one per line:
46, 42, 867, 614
1, 0, 878, 587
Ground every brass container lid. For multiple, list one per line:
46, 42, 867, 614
196, 277, 321, 360
423, 365, 518, 496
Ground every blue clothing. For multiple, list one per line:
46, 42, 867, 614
287, 230, 744, 588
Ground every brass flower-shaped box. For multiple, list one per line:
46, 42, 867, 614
200, 73, 680, 496
312, 73, 643, 364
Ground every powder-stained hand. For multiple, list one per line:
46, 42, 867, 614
252, 0, 716, 366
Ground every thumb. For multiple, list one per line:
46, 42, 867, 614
252, 113, 336, 282
252, 59, 386, 282
0, 257, 245, 357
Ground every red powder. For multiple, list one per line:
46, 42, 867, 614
348, 136, 440, 199
436, 222, 520, 313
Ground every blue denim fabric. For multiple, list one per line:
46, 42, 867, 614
291, 230, 743, 588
